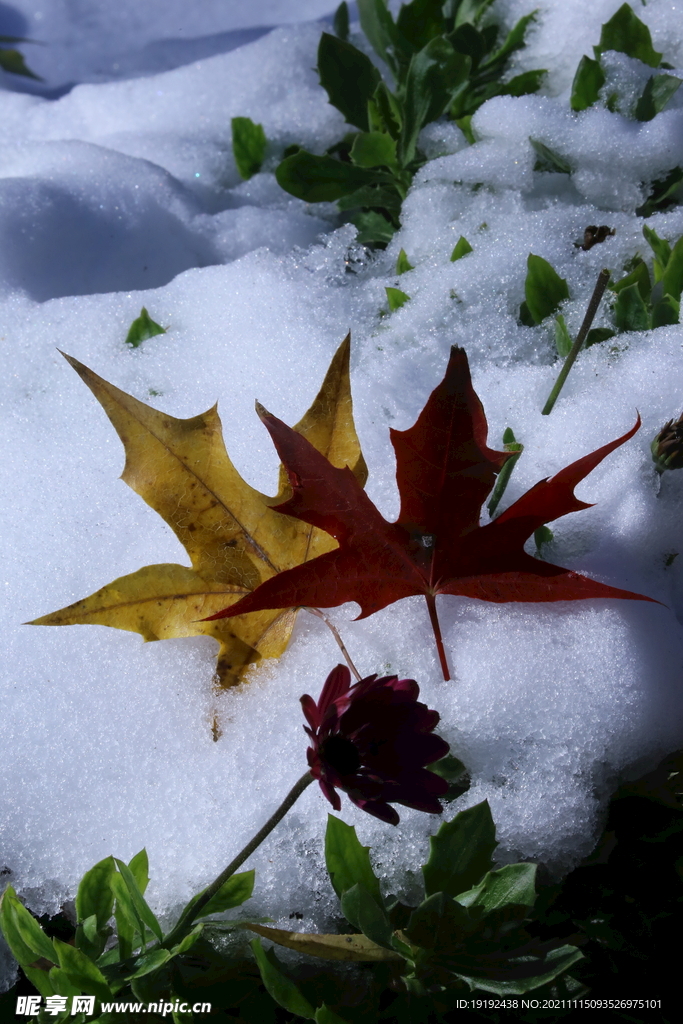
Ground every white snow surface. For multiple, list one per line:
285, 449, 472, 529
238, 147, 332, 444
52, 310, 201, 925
2, 0, 683, 987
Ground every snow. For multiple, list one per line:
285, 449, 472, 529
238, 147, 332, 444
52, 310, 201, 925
2, 0, 683, 990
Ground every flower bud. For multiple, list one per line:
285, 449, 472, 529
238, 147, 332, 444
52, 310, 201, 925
652, 414, 683, 473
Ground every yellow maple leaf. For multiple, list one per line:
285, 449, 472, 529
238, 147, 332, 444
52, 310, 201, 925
31, 335, 367, 688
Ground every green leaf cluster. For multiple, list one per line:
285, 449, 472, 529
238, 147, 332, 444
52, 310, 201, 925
252, 803, 582, 1016
274, 1, 544, 246
0, 852, 254, 1020
570, 3, 680, 121
609, 225, 683, 333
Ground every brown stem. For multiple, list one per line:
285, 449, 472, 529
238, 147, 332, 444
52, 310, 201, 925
425, 594, 450, 680
542, 269, 611, 416
305, 607, 362, 680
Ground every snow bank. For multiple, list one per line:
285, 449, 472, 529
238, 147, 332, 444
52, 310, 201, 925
2, 0, 683, 991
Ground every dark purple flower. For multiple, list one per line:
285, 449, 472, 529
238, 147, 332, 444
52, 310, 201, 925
301, 665, 450, 825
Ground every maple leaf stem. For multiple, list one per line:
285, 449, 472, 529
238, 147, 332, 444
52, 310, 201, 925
542, 268, 611, 416
305, 607, 362, 680
425, 594, 450, 680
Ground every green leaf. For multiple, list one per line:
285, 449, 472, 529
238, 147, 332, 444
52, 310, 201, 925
333, 2, 350, 41
370, 81, 403, 139
81, 914, 99, 947
451, 0, 497, 31
523, 255, 570, 325
47, 965, 81, 999
318, 33, 382, 131
428, 754, 468, 783
128, 849, 150, 896
530, 138, 571, 175
534, 524, 554, 555
23, 966, 56, 999
499, 69, 546, 98
111, 872, 146, 950
396, 0, 445, 53
614, 283, 651, 332
336, 184, 401, 213
396, 248, 414, 274
643, 224, 672, 267
406, 891, 472, 950
651, 294, 680, 327
594, 3, 662, 68
637, 165, 683, 217
635, 74, 682, 121
423, 800, 497, 899
76, 857, 116, 934
340, 884, 394, 948
0, 47, 41, 79
316, 1005, 350, 1024
129, 963, 173, 1004
250, 938, 315, 1019
53, 937, 113, 1001
114, 859, 163, 942
661, 235, 683, 302
324, 815, 382, 903
611, 258, 652, 301
191, 870, 255, 918
585, 327, 616, 347
351, 208, 397, 245
126, 948, 172, 979
450, 235, 473, 261
0, 888, 57, 966
357, 0, 404, 76
170, 923, 204, 957
519, 301, 535, 327
399, 37, 470, 166
487, 427, 523, 518
350, 131, 397, 168
231, 117, 267, 180
456, 863, 537, 912
554, 315, 572, 357
276, 150, 382, 203
455, 114, 475, 144
482, 12, 536, 70
449, 22, 486, 67
570, 55, 605, 112
456, 944, 584, 996
385, 286, 410, 310
125, 307, 166, 348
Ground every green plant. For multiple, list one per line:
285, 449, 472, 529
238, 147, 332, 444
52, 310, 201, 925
251, 802, 583, 1016
0, 852, 255, 1022
609, 225, 683, 333
570, 3, 681, 120
271, 0, 545, 245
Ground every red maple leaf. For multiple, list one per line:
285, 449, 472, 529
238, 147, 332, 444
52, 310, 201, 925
207, 346, 653, 679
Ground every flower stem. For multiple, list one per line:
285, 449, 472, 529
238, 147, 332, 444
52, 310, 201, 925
542, 269, 610, 416
162, 771, 314, 949
306, 606, 362, 680
425, 593, 450, 681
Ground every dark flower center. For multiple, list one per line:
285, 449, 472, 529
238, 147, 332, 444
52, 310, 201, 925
320, 734, 361, 776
